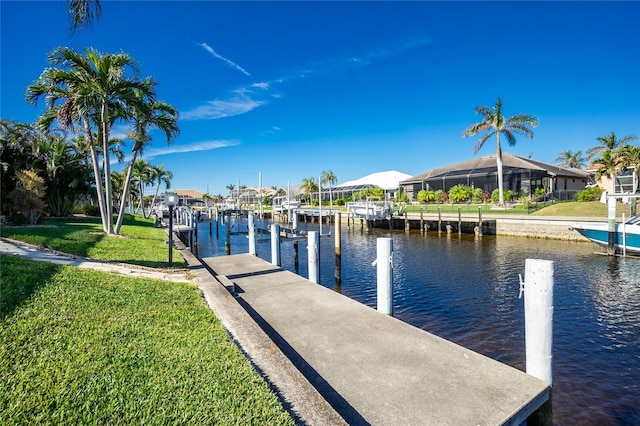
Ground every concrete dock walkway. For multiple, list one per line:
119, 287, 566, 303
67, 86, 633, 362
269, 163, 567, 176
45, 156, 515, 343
1, 235, 550, 424
201, 253, 550, 425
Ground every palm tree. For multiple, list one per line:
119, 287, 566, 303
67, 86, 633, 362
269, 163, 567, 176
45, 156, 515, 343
27, 46, 148, 234
321, 170, 338, 210
300, 177, 317, 204
591, 149, 624, 194
462, 98, 538, 206
114, 80, 179, 233
554, 150, 586, 169
68, 0, 102, 33
619, 144, 640, 193
587, 132, 638, 193
226, 184, 235, 196
202, 192, 213, 208
132, 159, 154, 214
146, 164, 173, 219
586, 132, 637, 162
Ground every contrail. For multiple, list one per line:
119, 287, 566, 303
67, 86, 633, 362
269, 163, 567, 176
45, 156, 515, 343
200, 42, 251, 77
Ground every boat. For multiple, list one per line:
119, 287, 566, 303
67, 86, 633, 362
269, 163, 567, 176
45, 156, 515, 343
569, 214, 640, 254
272, 196, 301, 212
347, 198, 392, 220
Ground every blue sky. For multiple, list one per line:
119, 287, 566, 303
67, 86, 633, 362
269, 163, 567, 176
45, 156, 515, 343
2, 1, 639, 196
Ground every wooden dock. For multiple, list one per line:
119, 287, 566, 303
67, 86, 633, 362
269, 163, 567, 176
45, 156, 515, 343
201, 254, 550, 425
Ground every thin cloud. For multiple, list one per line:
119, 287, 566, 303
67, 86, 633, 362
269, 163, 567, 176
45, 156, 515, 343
144, 140, 239, 160
181, 92, 266, 121
184, 38, 429, 122
200, 42, 251, 77
114, 140, 239, 164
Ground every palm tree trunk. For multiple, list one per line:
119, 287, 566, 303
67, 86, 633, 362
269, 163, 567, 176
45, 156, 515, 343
101, 105, 114, 234
496, 133, 505, 206
148, 184, 162, 219
85, 119, 108, 232
114, 151, 139, 234
136, 180, 145, 214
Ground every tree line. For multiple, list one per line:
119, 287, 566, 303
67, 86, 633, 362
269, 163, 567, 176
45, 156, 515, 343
1, 47, 179, 233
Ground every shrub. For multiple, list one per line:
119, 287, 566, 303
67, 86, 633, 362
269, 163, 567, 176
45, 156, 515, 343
434, 190, 444, 204
491, 189, 515, 204
533, 187, 547, 200
8, 170, 46, 224
75, 204, 101, 217
471, 188, 483, 203
574, 186, 603, 202
449, 184, 472, 203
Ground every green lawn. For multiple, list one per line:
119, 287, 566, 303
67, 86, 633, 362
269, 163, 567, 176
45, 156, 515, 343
0, 215, 182, 269
0, 255, 294, 425
401, 200, 634, 218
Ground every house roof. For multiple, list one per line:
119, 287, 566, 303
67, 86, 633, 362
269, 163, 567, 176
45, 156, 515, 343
401, 153, 590, 183
335, 170, 412, 191
174, 189, 203, 199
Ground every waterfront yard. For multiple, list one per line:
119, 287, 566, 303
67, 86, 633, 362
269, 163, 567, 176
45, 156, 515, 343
0, 215, 182, 269
0, 255, 294, 425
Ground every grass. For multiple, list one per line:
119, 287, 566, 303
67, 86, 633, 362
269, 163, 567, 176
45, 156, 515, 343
0, 255, 295, 425
400, 200, 635, 218
0, 215, 182, 269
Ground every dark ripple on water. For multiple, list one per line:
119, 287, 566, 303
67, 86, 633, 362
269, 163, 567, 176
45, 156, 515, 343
196, 219, 640, 425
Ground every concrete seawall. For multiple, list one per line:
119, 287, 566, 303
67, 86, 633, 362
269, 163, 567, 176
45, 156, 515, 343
374, 213, 606, 242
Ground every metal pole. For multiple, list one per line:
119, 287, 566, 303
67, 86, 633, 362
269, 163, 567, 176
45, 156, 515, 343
271, 223, 281, 266
335, 212, 341, 285
375, 237, 393, 315
522, 258, 554, 425
308, 231, 319, 284
248, 212, 257, 256
168, 205, 174, 265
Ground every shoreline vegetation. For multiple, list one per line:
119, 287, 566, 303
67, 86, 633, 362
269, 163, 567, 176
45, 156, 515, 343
0, 201, 629, 423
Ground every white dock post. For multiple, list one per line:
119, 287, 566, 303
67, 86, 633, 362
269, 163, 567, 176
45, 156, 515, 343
522, 258, 554, 425
607, 196, 617, 256
248, 212, 257, 256
308, 231, 319, 284
292, 209, 299, 233
375, 237, 393, 315
335, 212, 341, 285
270, 223, 281, 266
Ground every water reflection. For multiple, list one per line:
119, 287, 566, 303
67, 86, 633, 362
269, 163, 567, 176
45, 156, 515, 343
196, 218, 640, 425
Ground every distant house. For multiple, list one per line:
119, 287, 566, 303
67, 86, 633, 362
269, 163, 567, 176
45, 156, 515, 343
328, 170, 412, 200
586, 165, 639, 194
400, 153, 590, 201
172, 189, 204, 206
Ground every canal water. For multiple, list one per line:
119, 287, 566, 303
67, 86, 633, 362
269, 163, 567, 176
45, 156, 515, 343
194, 217, 640, 425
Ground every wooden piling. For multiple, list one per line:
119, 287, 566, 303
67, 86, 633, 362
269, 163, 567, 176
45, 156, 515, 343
224, 212, 231, 255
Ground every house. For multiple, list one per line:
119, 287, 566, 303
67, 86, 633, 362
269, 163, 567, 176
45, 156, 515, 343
400, 153, 590, 201
172, 189, 204, 206
327, 170, 412, 200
